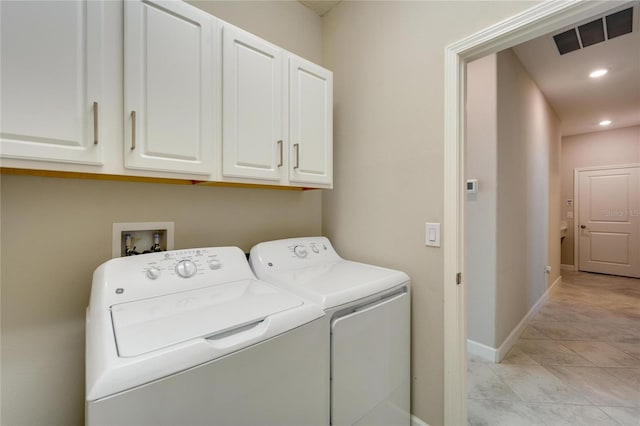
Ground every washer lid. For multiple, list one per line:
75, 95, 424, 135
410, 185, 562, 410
111, 280, 302, 357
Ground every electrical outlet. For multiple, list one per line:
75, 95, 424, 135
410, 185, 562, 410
112, 222, 174, 258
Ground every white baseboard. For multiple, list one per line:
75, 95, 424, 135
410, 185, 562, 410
495, 275, 561, 361
561, 264, 574, 271
466, 339, 497, 362
411, 414, 429, 426
467, 275, 562, 363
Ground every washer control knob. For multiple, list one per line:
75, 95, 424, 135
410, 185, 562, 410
311, 245, 319, 254
146, 267, 161, 280
293, 245, 308, 258
209, 259, 222, 270
175, 260, 197, 278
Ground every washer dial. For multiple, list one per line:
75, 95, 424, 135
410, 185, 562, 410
175, 260, 197, 278
146, 267, 161, 280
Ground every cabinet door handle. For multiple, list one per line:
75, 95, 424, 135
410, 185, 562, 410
294, 143, 300, 169
130, 110, 136, 150
277, 140, 283, 167
93, 102, 99, 145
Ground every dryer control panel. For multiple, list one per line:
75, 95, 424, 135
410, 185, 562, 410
290, 239, 329, 259
250, 237, 342, 273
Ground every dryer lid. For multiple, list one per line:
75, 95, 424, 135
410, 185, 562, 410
249, 237, 410, 309
111, 279, 302, 357
259, 260, 409, 309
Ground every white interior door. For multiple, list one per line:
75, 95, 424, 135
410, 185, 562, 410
577, 166, 640, 278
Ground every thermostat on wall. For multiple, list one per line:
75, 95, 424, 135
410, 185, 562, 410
466, 179, 478, 194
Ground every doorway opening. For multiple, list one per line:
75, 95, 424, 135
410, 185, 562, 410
442, 1, 632, 424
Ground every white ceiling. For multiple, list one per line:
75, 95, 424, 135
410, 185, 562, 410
512, 2, 640, 136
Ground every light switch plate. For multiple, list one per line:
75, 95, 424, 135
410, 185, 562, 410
425, 222, 441, 247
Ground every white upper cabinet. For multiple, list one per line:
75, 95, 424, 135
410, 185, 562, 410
221, 25, 333, 188
288, 55, 333, 187
0, 0, 103, 165
124, 0, 218, 176
1, 0, 332, 188
222, 25, 285, 182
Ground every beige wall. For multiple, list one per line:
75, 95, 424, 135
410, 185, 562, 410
0, 2, 323, 425
187, 0, 323, 65
321, 2, 540, 424
548, 99, 562, 295
561, 125, 640, 265
465, 49, 560, 350
495, 49, 560, 345
465, 54, 498, 347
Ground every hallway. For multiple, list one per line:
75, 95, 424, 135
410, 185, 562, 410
467, 271, 640, 425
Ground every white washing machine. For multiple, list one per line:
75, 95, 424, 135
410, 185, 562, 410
85, 246, 329, 426
250, 237, 411, 426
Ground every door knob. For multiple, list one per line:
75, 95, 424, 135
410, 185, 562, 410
580, 225, 586, 229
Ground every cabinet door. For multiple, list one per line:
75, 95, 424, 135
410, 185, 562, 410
0, 0, 103, 165
289, 56, 333, 187
125, 0, 217, 176
222, 25, 284, 182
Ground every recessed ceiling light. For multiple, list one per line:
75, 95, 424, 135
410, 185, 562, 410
590, 69, 608, 78
599, 120, 612, 126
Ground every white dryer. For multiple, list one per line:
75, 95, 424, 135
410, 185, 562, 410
86, 246, 328, 426
250, 237, 410, 426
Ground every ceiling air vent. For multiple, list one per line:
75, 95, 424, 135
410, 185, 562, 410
606, 7, 633, 39
578, 19, 605, 47
553, 7, 635, 55
553, 29, 581, 55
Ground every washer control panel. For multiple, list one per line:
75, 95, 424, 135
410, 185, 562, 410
140, 248, 225, 281
94, 246, 256, 306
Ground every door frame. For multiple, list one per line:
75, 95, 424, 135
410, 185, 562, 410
442, 1, 624, 424
573, 163, 640, 272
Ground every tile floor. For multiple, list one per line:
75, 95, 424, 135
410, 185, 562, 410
467, 271, 640, 425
